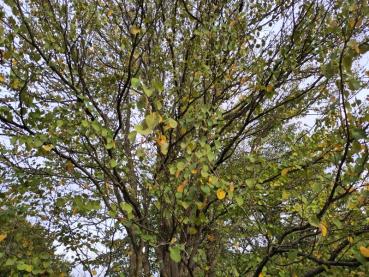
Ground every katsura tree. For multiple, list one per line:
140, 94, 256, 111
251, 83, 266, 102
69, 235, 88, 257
0, 0, 369, 276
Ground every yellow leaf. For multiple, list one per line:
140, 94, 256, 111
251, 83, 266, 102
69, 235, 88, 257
42, 144, 53, 152
349, 18, 356, 28
165, 118, 178, 129
359, 246, 369, 258
160, 142, 169, 155
92, 270, 97, 276
0, 233, 7, 242
281, 168, 289, 176
266, 84, 273, 93
66, 160, 74, 173
107, 10, 113, 17
229, 183, 235, 193
216, 189, 226, 200
320, 223, 328, 237
156, 134, 167, 146
348, 236, 354, 244
207, 234, 216, 241
177, 181, 187, 193
188, 227, 197, 235
130, 25, 141, 35
0, 74, 4, 82
191, 169, 198, 174
259, 273, 264, 277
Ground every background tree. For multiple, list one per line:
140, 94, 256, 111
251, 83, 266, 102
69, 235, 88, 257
0, 208, 71, 276
0, 0, 369, 276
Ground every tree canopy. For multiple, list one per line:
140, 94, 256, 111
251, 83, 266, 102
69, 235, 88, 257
0, 0, 369, 276
0, 209, 71, 276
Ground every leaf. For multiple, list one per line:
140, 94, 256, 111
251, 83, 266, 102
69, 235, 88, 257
160, 142, 169, 155
66, 160, 74, 173
17, 263, 33, 272
188, 227, 197, 235
177, 181, 187, 193
235, 195, 244, 206
156, 134, 167, 145
42, 144, 53, 152
81, 120, 89, 128
359, 246, 369, 258
152, 80, 164, 92
309, 215, 320, 227
128, 131, 137, 142
282, 190, 290, 200
120, 203, 133, 215
216, 189, 226, 200
105, 140, 116, 149
245, 178, 256, 188
0, 233, 7, 242
109, 159, 117, 168
131, 78, 140, 88
5, 258, 16, 266
145, 112, 161, 130
169, 246, 181, 263
142, 84, 153, 97
320, 223, 328, 237
129, 25, 141, 35
165, 118, 178, 129
266, 84, 273, 93
281, 168, 289, 176
91, 121, 100, 132
135, 123, 151, 136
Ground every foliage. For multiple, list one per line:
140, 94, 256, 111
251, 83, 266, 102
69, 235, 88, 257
0, 209, 71, 276
0, 0, 369, 276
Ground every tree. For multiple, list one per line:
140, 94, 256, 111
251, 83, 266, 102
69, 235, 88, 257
0, 0, 369, 276
0, 209, 71, 276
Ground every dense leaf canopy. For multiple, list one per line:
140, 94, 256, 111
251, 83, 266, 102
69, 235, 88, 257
0, 211, 71, 276
0, 0, 369, 276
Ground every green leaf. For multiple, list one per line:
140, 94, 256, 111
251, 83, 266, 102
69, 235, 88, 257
169, 246, 181, 263
142, 84, 153, 97
17, 263, 33, 272
348, 78, 361, 90
91, 121, 100, 132
128, 131, 137, 142
131, 78, 140, 88
106, 141, 115, 149
351, 127, 366, 139
81, 120, 89, 128
309, 215, 320, 227
245, 179, 256, 188
145, 112, 161, 130
109, 159, 117, 168
120, 203, 133, 215
5, 258, 16, 266
235, 195, 244, 206
152, 80, 164, 92
135, 123, 152, 136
